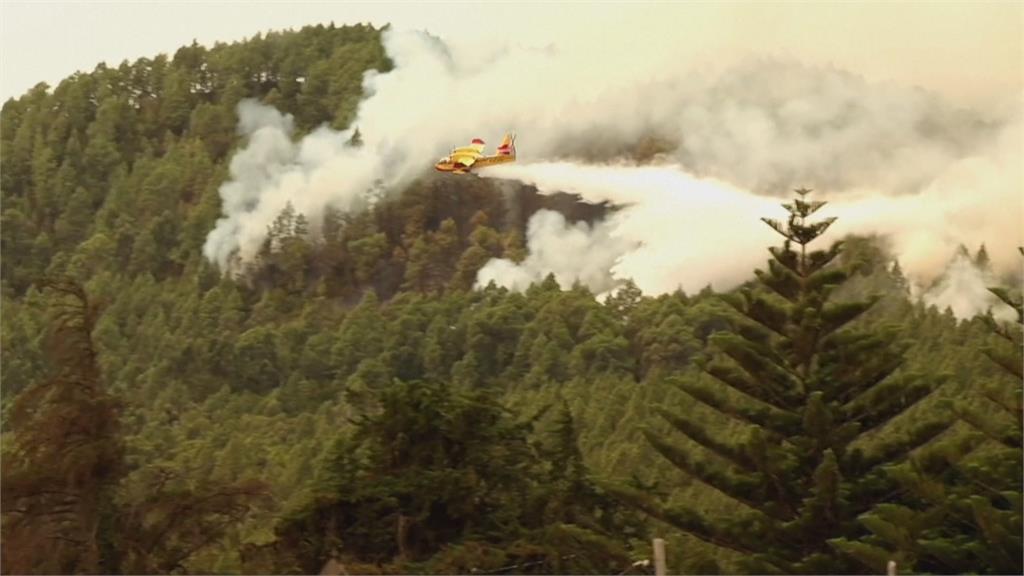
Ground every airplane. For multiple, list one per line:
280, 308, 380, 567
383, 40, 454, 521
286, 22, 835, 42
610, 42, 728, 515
435, 133, 516, 174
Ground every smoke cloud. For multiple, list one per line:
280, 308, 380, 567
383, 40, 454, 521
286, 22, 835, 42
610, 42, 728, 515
475, 115, 1021, 304
203, 27, 1021, 317
919, 253, 1015, 321
830, 118, 1023, 284
475, 209, 634, 295
478, 164, 782, 295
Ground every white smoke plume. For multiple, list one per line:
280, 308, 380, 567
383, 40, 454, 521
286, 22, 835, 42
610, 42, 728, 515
202, 28, 1021, 316
478, 164, 782, 295
474, 114, 1021, 303
830, 118, 1023, 286
480, 145, 1022, 308
475, 209, 633, 295
919, 252, 1015, 321
202, 101, 373, 267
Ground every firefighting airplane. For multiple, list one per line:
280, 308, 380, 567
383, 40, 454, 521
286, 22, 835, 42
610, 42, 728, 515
435, 133, 516, 174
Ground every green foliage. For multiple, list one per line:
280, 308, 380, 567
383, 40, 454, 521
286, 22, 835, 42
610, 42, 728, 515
1, 281, 269, 574
845, 266, 1023, 574
635, 189, 954, 573
2, 280, 125, 574
2, 25, 1017, 576
246, 381, 642, 574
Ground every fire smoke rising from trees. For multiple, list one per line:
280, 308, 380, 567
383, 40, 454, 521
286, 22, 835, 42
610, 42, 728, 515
203, 28, 1022, 316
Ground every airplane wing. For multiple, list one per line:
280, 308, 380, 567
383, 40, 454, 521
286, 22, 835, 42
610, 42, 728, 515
452, 138, 486, 154
450, 152, 478, 169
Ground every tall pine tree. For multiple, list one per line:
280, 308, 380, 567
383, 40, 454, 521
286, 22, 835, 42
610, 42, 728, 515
1, 279, 124, 574
847, 255, 1022, 574
624, 189, 951, 573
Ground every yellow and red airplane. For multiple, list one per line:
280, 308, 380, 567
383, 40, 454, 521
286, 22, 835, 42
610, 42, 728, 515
435, 133, 516, 174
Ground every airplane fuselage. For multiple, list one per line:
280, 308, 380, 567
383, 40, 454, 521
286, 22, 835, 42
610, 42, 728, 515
434, 160, 471, 174
434, 154, 515, 174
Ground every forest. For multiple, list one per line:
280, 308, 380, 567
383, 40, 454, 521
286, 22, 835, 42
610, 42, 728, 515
1, 23, 1021, 575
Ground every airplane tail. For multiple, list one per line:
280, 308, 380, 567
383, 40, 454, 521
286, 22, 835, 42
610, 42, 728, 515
496, 132, 516, 157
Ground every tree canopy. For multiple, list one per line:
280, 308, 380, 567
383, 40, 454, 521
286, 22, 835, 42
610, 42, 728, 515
2, 24, 1019, 575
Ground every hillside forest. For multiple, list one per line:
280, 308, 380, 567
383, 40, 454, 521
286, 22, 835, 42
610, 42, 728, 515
1, 24, 1021, 575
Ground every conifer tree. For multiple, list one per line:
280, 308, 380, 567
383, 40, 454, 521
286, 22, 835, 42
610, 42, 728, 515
847, 256, 1022, 574
348, 126, 363, 147
246, 381, 640, 575
2, 279, 125, 574
623, 189, 951, 573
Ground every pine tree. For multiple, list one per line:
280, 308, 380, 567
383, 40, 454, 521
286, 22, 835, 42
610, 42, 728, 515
247, 379, 535, 572
348, 126, 363, 147
245, 380, 641, 575
1, 279, 125, 574
889, 259, 908, 294
974, 243, 992, 271
849, 258, 1022, 574
622, 189, 951, 573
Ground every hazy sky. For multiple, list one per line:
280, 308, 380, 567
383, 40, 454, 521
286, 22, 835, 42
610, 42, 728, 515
1, 2, 1021, 108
